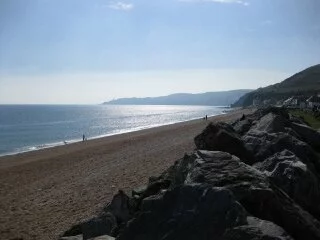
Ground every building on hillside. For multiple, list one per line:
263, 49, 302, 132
307, 95, 320, 109
283, 96, 307, 109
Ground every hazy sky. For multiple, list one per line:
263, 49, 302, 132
0, 0, 319, 104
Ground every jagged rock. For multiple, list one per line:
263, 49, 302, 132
223, 217, 294, 240
194, 122, 254, 164
88, 235, 115, 240
233, 119, 252, 135
250, 113, 289, 133
291, 122, 320, 150
254, 150, 320, 220
60, 235, 83, 240
184, 150, 320, 240
243, 130, 320, 173
81, 213, 117, 240
248, 107, 290, 122
117, 184, 248, 240
104, 190, 131, 224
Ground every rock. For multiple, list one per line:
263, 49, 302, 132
184, 150, 320, 240
131, 185, 147, 198
291, 122, 320, 150
255, 150, 320, 220
250, 113, 289, 133
194, 122, 254, 164
233, 119, 252, 135
60, 235, 83, 240
243, 130, 320, 173
104, 190, 131, 224
248, 107, 290, 122
88, 235, 115, 240
223, 217, 294, 240
117, 184, 247, 240
81, 213, 117, 240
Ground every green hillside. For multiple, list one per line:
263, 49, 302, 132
232, 64, 320, 107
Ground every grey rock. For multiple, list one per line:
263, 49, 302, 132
60, 235, 83, 240
184, 150, 320, 240
233, 119, 252, 135
291, 122, 320, 150
81, 213, 117, 240
194, 122, 254, 164
104, 190, 131, 223
255, 150, 320, 220
243, 130, 320, 173
223, 217, 294, 240
250, 113, 288, 133
117, 184, 247, 240
88, 235, 115, 240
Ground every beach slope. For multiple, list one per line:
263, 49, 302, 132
0, 109, 252, 240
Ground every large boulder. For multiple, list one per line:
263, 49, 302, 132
62, 191, 132, 240
243, 130, 320, 173
184, 150, 320, 240
103, 190, 132, 224
232, 119, 252, 135
194, 122, 254, 164
81, 213, 117, 240
117, 184, 248, 240
248, 107, 290, 122
223, 217, 294, 240
291, 122, 320, 150
250, 113, 289, 133
254, 150, 320, 220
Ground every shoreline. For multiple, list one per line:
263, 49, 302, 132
0, 108, 252, 240
0, 109, 234, 159
0, 109, 237, 161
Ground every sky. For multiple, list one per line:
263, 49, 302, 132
0, 0, 319, 104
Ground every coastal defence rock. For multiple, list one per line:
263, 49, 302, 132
117, 184, 248, 240
61, 107, 320, 240
254, 150, 320, 220
194, 122, 255, 164
184, 151, 320, 240
290, 122, 320, 150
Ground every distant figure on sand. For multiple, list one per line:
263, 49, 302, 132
83, 134, 85, 142
205, 115, 208, 121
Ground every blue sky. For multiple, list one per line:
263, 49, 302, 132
0, 0, 319, 104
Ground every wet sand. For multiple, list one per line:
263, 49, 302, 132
0, 108, 252, 240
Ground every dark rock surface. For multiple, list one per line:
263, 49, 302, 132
118, 184, 248, 240
194, 122, 255, 164
61, 107, 320, 240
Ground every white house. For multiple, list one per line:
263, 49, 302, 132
307, 95, 320, 109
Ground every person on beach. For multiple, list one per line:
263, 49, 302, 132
83, 134, 85, 142
205, 115, 208, 120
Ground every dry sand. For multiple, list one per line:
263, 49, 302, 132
0, 108, 253, 240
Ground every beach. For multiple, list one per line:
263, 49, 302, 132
0, 108, 252, 240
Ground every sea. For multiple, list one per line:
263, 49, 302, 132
0, 105, 229, 157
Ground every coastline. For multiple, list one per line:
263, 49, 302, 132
0, 107, 233, 158
0, 108, 252, 240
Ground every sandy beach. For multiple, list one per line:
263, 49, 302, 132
0, 108, 252, 240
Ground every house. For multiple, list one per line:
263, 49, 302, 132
307, 95, 320, 109
283, 97, 298, 107
283, 96, 307, 109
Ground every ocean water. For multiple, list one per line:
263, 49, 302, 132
0, 105, 228, 156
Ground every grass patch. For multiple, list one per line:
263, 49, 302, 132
289, 109, 320, 130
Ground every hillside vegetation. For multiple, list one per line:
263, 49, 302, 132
232, 64, 320, 107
